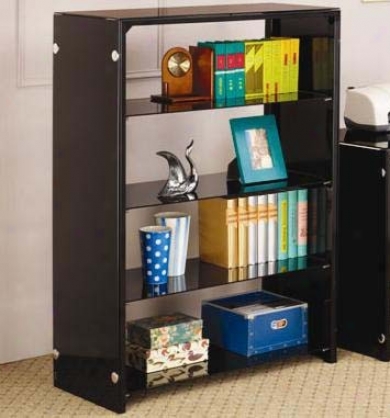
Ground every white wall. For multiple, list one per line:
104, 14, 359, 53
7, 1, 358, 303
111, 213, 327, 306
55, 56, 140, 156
1, 0, 390, 364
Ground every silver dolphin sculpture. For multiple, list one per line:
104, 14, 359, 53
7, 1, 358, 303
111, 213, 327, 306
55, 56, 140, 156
157, 140, 199, 197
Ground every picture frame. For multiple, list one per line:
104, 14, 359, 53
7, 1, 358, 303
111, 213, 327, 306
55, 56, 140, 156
229, 114, 287, 185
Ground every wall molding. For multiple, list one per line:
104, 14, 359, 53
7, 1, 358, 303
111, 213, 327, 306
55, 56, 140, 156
17, 0, 165, 88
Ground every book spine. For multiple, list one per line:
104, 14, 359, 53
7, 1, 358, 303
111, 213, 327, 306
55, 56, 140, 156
237, 197, 248, 267
287, 189, 298, 258
308, 187, 318, 254
235, 41, 246, 100
244, 41, 256, 99
225, 41, 236, 100
253, 40, 265, 98
272, 39, 282, 96
297, 189, 308, 257
263, 39, 274, 96
257, 194, 268, 263
199, 41, 226, 102
267, 193, 278, 262
280, 38, 291, 94
247, 195, 258, 265
277, 191, 288, 260
198, 198, 238, 268
289, 38, 300, 93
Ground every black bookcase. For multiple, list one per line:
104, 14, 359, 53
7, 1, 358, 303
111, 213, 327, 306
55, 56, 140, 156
338, 132, 390, 361
53, 3, 340, 413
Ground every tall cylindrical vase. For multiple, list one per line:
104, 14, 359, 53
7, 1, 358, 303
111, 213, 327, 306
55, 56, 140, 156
154, 212, 190, 277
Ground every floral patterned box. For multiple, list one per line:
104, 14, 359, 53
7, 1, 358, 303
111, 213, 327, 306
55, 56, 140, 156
131, 361, 209, 389
126, 338, 209, 373
126, 313, 203, 349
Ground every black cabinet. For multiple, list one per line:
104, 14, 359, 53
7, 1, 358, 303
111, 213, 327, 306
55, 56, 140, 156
338, 136, 390, 361
53, 3, 340, 413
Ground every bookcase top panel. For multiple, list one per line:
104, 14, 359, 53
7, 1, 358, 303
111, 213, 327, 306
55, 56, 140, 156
58, 3, 339, 25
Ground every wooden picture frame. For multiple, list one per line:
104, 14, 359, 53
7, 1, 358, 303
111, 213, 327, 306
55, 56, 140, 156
230, 114, 287, 185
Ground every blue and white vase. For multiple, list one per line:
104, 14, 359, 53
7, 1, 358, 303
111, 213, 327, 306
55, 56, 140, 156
154, 212, 190, 277
139, 225, 171, 285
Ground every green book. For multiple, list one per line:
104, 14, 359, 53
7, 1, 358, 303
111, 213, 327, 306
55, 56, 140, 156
277, 191, 288, 260
287, 189, 298, 258
232, 40, 246, 100
225, 41, 236, 100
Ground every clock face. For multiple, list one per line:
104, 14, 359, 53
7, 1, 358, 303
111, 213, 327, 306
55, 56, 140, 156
167, 51, 192, 77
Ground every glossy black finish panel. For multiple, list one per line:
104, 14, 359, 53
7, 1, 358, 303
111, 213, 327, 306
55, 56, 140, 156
53, 15, 127, 412
263, 267, 335, 362
338, 143, 390, 361
126, 171, 329, 209
125, 256, 329, 303
126, 93, 331, 117
265, 12, 340, 363
60, 4, 339, 27
54, 355, 124, 412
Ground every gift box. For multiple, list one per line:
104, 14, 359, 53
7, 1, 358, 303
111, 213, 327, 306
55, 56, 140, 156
126, 338, 209, 373
202, 291, 308, 357
129, 361, 209, 389
126, 312, 203, 349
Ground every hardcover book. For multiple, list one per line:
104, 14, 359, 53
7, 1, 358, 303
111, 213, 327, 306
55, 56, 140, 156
199, 198, 238, 268
297, 189, 308, 257
268, 193, 278, 261
257, 194, 268, 263
237, 197, 248, 267
127, 313, 203, 349
198, 41, 226, 102
244, 41, 256, 99
247, 195, 258, 265
277, 191, 288, 260
225, 41, 236, 100
289, 38, 300, 93
287, 189, 298, 258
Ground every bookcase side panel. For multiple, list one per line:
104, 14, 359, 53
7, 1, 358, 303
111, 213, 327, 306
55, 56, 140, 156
53, 15, 126, 413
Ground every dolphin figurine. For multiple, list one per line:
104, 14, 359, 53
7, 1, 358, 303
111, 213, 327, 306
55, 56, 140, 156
157, 140, 199, 197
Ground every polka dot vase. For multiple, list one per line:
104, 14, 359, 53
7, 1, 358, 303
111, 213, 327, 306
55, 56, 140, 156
139, 225, 171, 285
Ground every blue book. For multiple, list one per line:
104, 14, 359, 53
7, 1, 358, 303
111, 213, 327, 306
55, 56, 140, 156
277, 191, 288, 260
297, 189, 308, 257
287, 190, 298, 258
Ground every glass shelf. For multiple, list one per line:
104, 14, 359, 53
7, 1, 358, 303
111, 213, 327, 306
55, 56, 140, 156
126, 170, 330, 210
125, 255, 330, 303
126, 344, 308, 392
125, 91, 332, 118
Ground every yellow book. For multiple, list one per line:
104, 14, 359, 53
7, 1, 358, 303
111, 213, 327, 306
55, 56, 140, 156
244, 41, 256, 99
262, 39, 274, 96
237, 197, 248, 267
275, 37, 291, 94
199, 198, 238, 268
253, 40, 265, 98
289, 38, 300, 93
271, 39, 282, 95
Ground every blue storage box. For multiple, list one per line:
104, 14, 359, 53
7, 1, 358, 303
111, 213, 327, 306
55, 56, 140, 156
202, 291, 308, 357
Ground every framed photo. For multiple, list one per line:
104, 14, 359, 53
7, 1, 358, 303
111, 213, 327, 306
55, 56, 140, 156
229, 114, 287, 185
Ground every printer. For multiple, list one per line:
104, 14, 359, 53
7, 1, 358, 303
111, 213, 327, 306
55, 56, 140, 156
344, 83, 390, 132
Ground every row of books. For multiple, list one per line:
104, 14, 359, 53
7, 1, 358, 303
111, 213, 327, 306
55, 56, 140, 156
197, 37, 300, 102
199, 187, 328, 269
